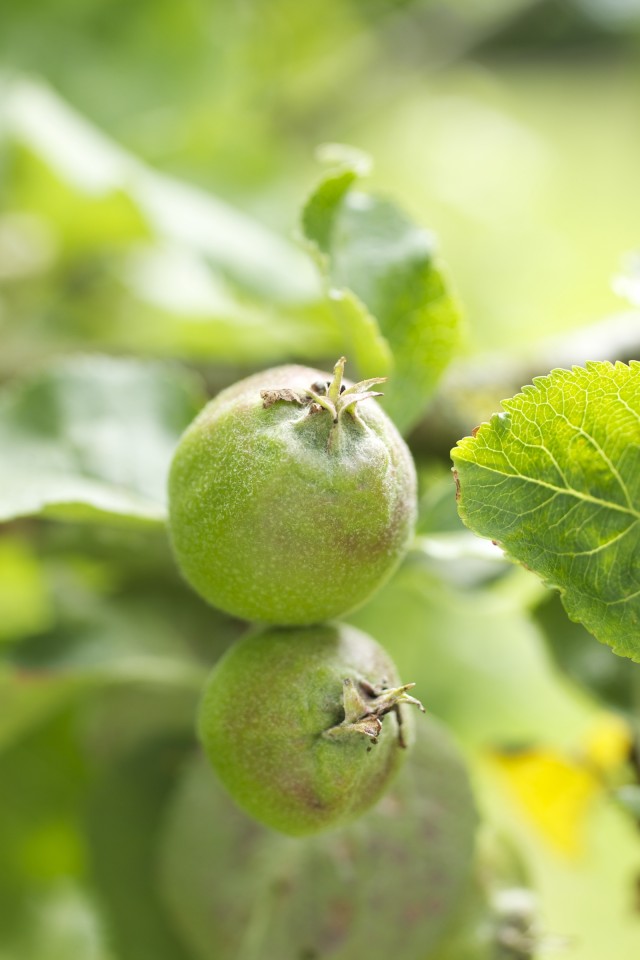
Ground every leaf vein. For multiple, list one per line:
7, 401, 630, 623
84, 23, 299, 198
462, 460, 640, 520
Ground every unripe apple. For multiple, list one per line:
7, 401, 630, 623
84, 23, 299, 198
198, 622, 424, 835
168, 358, 417, 624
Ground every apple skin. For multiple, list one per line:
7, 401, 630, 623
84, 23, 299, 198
198, 622, 417, 836
167, 362, 417, 625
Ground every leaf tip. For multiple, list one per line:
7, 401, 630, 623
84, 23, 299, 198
315, 142, 373, 176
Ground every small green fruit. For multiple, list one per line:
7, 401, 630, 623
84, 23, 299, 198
161, 713, 477, 960
168, 357, 417, 624
198, 622, 425, 835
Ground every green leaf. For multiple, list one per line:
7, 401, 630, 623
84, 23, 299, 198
0, 668, 80, 754
0, 537, 54, 643
0, 711, 90, 949
616, 785, 640, 820
301, 156, 462, 433
0, 709, 121, 960
452, 361, 640, 661
614, 251, 640, 308
8, 145, 150, 255
86, 737, 195, 960
0, 356, 203, 525
3, 77, 322, 305
0, 537, 232, 755
1, 79, 340, 367
0, 636, 205, 759
17, 884, 113, 960
349, 560, 592, 748
534, 592, 640, 715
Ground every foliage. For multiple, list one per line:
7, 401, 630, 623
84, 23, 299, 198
1, 4, 640, 960
453, 362, 640, 661
0, 357, 203, 525
302, 154, 462, 432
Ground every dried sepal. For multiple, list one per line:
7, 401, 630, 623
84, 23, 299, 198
324, 675, 425, 748
261, 358, 388, 431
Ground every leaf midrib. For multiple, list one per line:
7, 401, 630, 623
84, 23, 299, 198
455, 455, 640, 522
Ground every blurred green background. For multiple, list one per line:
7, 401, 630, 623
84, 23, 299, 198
3, 0, 640, 367
1, 1, 640, 958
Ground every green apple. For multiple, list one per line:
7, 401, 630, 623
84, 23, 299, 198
198, 622, 424, 835
168, 358, 416, 624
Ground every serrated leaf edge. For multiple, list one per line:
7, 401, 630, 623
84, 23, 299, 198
450, 359, 640, 663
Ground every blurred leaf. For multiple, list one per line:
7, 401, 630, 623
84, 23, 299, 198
160, 718, 477, 960
327, 287, 393, 374
349, 559, 593, 748
0, 654, 203, 758
452, 361, 640, 662
0, 709, 120, 960
0, 577, 210, 959
413, 532, 508, 589
301, 156, 463, 433
7, 145, 149, 255
616, 785, 640, 820
416, 465, 468, 535
0, 667, 80, 754
3, 77, 321, 303
613, 250, 640, 308
0, 355, 203, 525
0, 520, 239, 756
534, 592, 640, 714
16, 883, 114, 960
86, 736, 195, 960
0, 587, 210, 755
133, 169, 321, 306
0, 712, 89, 945
0, 536, 54, 643
413, 467, 509, 587
35, 523, 244, 668
1, 78, 341, 366
113, 243, 339, 364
